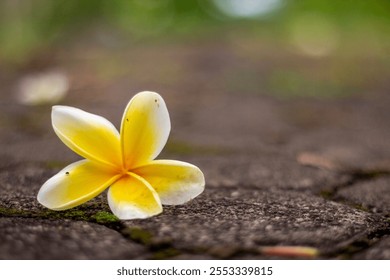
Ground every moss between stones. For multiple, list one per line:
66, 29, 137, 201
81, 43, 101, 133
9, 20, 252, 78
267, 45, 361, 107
352, 204, 370, 212
92, 211, 120, 223
122, 227, 153, 246
152, 247, 180, 259
38, 209, 89, 221
0, 207, 119, 225
120, 226, 181, 259
1, 207, 182, 260
0, 207, 26, 216
319, 190, 334, 199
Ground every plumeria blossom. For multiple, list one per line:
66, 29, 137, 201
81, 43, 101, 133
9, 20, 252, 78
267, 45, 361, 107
38, 91, 205, 219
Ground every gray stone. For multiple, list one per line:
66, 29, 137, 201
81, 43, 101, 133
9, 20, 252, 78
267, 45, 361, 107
336, 176, 390, 215
192, 153, 351, 193
0, 217, 148, 259
123, 187, 383, 257
353, 236, 390, 260
0, 159, 386, 259
1, 37, 390, 260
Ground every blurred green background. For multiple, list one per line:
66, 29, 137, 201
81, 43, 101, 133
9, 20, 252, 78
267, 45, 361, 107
1, 0, 389, 98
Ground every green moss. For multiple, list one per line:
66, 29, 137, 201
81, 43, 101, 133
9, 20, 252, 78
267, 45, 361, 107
0, 207, 88, 220
63, 210, 88, 219
122, 227, 153, 246
341, 239, 370, 258
0, 206, 124, 227
353, 169, 390, 179
319, 190, 334, 199
152, 248, 180, 260
92, 211, 120, 223
352, 204, 370, 212
38, 209, 89, 220
319, 191, 370, 213
0, 207, 26, 216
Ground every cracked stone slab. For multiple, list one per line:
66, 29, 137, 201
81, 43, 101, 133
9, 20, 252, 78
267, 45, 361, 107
0, 217, 149, 259
0, 162, 385, 260
0, 164, 153, 260
1, 162, 381, 259
335, 176, 390, 215
123, 187, 383, 258
0, 155, 350, 213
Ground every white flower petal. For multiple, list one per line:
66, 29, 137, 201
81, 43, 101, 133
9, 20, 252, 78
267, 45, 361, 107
120, 91, 170, 169
133, 160, 205, 205
107, 172, 162, 219
38, 160, 120, 210
52, 105, 122, 169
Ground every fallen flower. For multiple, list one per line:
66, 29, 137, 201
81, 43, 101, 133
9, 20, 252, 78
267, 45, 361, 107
38, 91, 205, 219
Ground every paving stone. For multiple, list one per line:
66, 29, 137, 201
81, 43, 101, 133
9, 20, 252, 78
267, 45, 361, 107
0, 165, 154, 260
0, 155, 349, 216
0, 164, 62, 213
353, 236, 390, 260
0, 157, 384, 259
0, 163, 121, 221
192, 153, 351, 193
335, 176, 390, 215
0, 217, 148, 259
123, 187, 383, 257
1, 38, 390, 260
167, 93, 293, 150
284, 97, 390, 172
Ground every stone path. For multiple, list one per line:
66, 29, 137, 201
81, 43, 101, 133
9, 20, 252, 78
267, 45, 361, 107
1, 39, 389, 259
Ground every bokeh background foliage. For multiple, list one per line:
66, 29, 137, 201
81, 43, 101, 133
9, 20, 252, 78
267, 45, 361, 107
0, 0, 389, 98
1, 0, 390, 59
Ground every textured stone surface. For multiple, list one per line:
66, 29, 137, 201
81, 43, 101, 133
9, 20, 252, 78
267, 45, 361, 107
0, 217, 148, 260
192, 153, 351, 192
353, 236, 390, 260
123, 187, 383, 258
0, 37, 390, 260
335, 177, 390, 215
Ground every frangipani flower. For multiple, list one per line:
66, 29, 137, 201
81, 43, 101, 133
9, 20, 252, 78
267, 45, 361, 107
38, 91, 205, 219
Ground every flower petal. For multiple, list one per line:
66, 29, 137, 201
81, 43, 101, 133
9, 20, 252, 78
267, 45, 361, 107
120, 91, 170, 169
38, 160, 120, 210
52, 105, 122, 169
107, 172, 162, 219
133, 160, 205, 205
